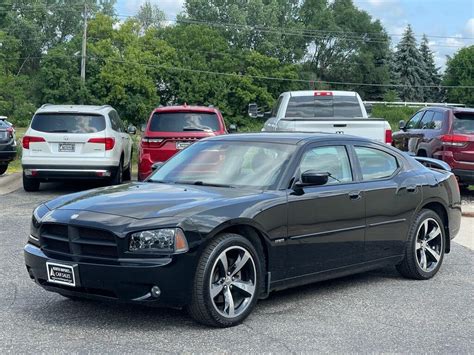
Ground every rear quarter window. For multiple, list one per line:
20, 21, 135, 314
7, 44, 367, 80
355, 146, 399, 180
31, 114, 106, 133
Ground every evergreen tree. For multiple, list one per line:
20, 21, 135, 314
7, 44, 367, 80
394, 25, 426, 101
419, 34, 443, 102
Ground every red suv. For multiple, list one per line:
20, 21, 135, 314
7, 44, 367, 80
393, 107, 474, 186
138, 105, 228, 181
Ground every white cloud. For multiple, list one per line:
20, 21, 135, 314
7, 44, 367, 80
464, 18, 474, 37
445, 33, 465, 47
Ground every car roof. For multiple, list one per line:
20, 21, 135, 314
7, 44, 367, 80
35, 104, 113, 115
0, 116, 8, 120
152, 105, 220, 114
205, 132, 375, 145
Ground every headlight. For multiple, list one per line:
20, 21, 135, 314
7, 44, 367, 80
129, 228, 189, 253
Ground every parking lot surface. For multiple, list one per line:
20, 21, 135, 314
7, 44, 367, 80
1, 183, 473, 353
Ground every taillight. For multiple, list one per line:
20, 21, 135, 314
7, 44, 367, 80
22, 136, 45, 149
142, 137, 164, 147
385, 129, 393, 144
440, 134, 469, 147
88, 137, 115, 150
6, 127, 14, 138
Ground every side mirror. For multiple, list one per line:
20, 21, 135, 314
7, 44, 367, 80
399, 120, 406, 130
295, 171, 329, 188
248, 103, 259, 118
151, 162, 164, 172
127, 125, 137, 135
228, 124, 238, 133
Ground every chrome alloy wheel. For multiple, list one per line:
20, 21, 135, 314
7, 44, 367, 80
415, 218, 443, 273
209, 246, 257, 318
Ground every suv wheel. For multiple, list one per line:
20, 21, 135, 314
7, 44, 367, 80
188, 233, 263, 327
22, 172, 40, 192
110, 159, 123, 185
0, 164, 7, 176
397, 209, 445, 280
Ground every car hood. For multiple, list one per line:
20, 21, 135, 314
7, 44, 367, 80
45, 182, 261, 219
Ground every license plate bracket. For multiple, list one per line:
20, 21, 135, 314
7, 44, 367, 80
46, 262, 77, 287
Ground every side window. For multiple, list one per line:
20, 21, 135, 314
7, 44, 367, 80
406, 111, 425, 129
355, 147, 398, 180
420, 111, 435, 129
428, 111, 444, 130
299, 146, 353, 185
271, 96, 284, 117
109, 111, 122, 132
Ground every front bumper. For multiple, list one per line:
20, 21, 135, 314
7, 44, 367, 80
24, 244, 193, 307
22, 164, 118, 180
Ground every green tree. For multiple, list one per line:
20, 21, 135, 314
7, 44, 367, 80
443, 46, 474, 105
394, 25, 426, 101
419, 34, 443, 102
136, 1, 166, 32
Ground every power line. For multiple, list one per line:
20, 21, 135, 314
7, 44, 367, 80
2, 53, 473, 89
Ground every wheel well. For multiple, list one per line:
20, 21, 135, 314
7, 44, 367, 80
421, 202, 450, 253
216, 225, 269, 273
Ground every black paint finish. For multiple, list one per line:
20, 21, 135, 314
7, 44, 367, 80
24, 133, 462, 307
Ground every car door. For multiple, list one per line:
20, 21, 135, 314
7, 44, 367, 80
392, 110, 425, 152
286, 143, 365, 278
108, 111, 124, 163
117, 113, 132, 166
351, 144, 422, 261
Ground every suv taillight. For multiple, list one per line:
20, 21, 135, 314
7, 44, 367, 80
142, 137, 164, 147
88, 137, 115, 150
22, 136, 45, 149
440, 134, 469, 147
6, 127, 14, 138
385, 129, 392, 144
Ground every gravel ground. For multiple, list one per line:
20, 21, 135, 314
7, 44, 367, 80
0, 183, 473, 353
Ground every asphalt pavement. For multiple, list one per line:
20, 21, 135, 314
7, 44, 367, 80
0, 182, 473, 353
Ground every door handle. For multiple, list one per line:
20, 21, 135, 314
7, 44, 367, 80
348, 191, 362, 200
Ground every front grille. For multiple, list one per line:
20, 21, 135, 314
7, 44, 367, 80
40, 223, 118, 261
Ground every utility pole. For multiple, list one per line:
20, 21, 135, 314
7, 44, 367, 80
80, 2, 88, 83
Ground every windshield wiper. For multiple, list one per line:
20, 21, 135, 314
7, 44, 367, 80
175, 180, 235, 188
182, 126, 206, 132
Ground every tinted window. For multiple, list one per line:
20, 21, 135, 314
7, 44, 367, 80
31, 114, 105, 133
285, 95, 362, 118
109, 111, 122, 132
420, 111, 435, 129
149, 141, 296, 189
406, 111, 425, 129
428, 111, 444, 130
453, 112, 474, 134
355, 147, 398, 180
299, 146, 353, 185
150, 112, 220, 132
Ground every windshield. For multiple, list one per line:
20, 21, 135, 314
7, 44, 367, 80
150, 112, 220, 132
148, 140, 296, 189
285, 95, 363, 118
453, 112, 474, 134
31, 113, 105, 133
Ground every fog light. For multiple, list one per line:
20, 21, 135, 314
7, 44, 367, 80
151, 286, 161, 298
96, 171, 111, 177
25, 169, 37, 176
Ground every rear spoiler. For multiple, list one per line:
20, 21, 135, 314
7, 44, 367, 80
409, 154, 452, 172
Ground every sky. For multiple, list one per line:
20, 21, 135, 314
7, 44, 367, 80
115, 0, 474, 69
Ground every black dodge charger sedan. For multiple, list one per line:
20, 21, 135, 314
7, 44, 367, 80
25, 133, 462, 327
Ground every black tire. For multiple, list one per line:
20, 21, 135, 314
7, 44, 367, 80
0, 164, 7, 176
110, 159, 123, 185
397, 209, 445, 280
188, 233, 263, 327
22, 172, 40, 192
123, 157, 132, 181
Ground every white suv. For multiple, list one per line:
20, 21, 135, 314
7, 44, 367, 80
21, 105, 135, 191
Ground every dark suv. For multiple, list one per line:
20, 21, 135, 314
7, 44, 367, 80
0, 119, 17, 175
393, 107, 474, 185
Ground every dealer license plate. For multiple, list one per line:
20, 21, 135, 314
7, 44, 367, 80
46, 262, 76, 287
59, 143, 75, 152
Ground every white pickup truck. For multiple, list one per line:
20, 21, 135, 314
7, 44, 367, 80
250, 90, 392, 144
